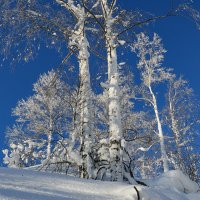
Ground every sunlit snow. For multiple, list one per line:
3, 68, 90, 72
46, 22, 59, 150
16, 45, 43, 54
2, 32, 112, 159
0, 168, 199, 200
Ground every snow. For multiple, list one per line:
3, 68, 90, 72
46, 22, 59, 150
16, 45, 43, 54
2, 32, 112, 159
144, 170, 200, 200
118, 40, 126, 45
149, 170, 199, 193
119, 62, 126, 66
0, 167, 134, 200
27, 10, 41, 17
0, 168, 199, 200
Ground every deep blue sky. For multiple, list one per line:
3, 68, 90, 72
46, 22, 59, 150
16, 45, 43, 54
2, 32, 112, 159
0, 0, 200, 165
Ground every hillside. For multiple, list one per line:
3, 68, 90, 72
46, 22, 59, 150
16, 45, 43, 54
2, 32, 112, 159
0, 168, 199, 200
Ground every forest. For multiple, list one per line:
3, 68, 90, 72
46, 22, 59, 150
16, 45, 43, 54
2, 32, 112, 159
0, 0, 200, 186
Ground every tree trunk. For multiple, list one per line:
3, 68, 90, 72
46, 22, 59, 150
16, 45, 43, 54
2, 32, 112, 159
107, 47, 123, 181
72, 15, 93, 179
149, 85, 169, 172
56, 0, 94, 178
102, 0, 123, 181
47, 132, 52, 159
47, 116, 53, 160
169, 100, 183, 170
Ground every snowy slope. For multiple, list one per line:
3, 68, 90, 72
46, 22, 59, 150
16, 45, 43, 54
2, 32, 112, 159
0, 167, 135, 200
0, 167, 199, 200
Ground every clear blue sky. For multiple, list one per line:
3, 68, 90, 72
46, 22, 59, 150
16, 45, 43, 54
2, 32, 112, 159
0, 0, 200, 165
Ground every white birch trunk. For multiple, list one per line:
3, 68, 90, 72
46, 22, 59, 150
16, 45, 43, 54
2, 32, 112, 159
56, 0, 93, 178
47, 116, 53, 160
47, 132, 52, 159
78, 30, 93, 179
101, 0, 123, 182
149, 85, 169, 172
169, 98, 183, 169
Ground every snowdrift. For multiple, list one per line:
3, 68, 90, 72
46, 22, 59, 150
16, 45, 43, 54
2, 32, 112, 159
0, 168, 199, 200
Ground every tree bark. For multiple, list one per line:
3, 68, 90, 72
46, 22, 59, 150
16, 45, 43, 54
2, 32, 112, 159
102, 0, 123, 181
149, 85, 169, 172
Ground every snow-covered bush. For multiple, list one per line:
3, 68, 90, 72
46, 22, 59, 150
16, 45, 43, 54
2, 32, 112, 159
3, 140, 44, 168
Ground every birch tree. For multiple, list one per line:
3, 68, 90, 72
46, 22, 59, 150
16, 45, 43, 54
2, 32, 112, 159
13, 70, 69, 164
55, 0, 98, 178
98, 0, 124, 182
166, 76, 200, 181
132, 33, 174, 172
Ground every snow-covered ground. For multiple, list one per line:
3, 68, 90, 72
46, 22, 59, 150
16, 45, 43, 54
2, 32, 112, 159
0, 167, 199, 200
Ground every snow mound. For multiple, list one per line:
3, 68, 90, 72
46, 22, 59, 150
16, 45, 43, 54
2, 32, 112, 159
150, 170, 199, 193
142, 170, 200, 200
0, 168, 199, 200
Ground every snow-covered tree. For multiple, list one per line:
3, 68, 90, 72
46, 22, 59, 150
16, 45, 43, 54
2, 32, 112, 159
98, 0, 125, 182
165, 76, 200, 182
55, 0, 98, 179
3, 138, 44, 168
95, 69, 152, 182
132, 33, 174, 172
12, 70, 69, 164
